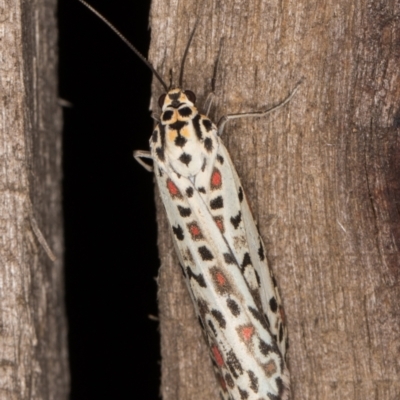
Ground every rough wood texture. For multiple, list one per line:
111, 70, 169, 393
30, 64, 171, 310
148, 0, 400, 399
0, 0, 68, 398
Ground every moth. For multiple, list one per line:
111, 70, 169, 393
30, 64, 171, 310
79, 2, 299, 398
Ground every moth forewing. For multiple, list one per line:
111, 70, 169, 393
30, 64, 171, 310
214, 143, 288, 357
150, 90, 290, 399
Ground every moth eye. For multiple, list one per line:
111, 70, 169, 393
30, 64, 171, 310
184, 90, 196, 104
158, 93, 167, 108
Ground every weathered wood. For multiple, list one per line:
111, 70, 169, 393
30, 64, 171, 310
149, 0, 400, 399
0, 0, 68, 398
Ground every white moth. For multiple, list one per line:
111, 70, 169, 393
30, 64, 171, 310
79, 2, 299, 398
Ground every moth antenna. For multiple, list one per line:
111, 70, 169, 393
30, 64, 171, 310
78, 0, 168, 92
211, 38, 224, 93
178, 18, 200, 89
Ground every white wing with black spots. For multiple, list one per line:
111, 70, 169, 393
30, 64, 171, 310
147, 88, 290, 400
214, 144, 288, 358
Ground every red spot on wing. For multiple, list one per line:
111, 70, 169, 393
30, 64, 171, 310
214, 216, 224, 233
216, 272, 226, 286
210, 168, 222, 189
166, 179, 181, 198
188, 222, 203, 240
190, 224, 200, 236
240, 325, 255, 341
212, 345, 224, 367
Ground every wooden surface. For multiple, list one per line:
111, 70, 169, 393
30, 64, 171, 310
0, 0, 68, 398
148, 0, 400, 399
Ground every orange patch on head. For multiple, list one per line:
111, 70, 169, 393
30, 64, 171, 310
211, 169, 222, 189
212, 345, 224, 367
167, 179, 181, 198
181, 125, 190, 137
240, 325, 255, 341
168, 129, 178, 142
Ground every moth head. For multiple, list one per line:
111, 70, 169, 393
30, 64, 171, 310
158, 88, 196, 110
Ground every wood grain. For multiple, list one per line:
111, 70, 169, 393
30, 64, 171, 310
0, 0, 68, 398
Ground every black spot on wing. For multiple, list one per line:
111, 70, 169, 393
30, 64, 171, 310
223, 253, 236, 265
210, 196, 223, 210
202, 118, 213, 132
211, 309, 226, 329
197, 298, 209, 318
264, 313, 270, 327
177, 205, 191, 217
178, 107, 192, 117
255, 270, 261, 286
198, 187, 206, 194
269, 297, 278, 313
162, 110, 173, 121
248, 306, 269, 331
275, 377, 285, 398
241, 253, 252, 270
225, 373, 234, 389
279, 323, 284, 343
258, 238, 265, 261
238, 187, 244, 202
198, 246, 214, 261
230, 211, 242, 229
208, 320, 217, 337
179, 153, 192, 166
247, 370, 259, 393
217, 154, 224, 164
174, 134, 187, 147
156, 147, 165, 162
159, 123, 166, 143
201, 158, 207, 172
238, 387, 249, 399
227, 298, 240, 316
226, 350, 243, 378
172, 225, 184, 241
186, 266, 207, 288
259, 338, 276, 357
186, 187, 194, 197
192, 113, 203, 140
204, 137, 213, 152
267, 393, 280, 400
151, 129, 158, 142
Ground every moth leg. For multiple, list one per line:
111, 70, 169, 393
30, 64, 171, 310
217, 82, 301, 136
203, 38, 224, 116
203, 92, 215, 117
133, 150, 153, 172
